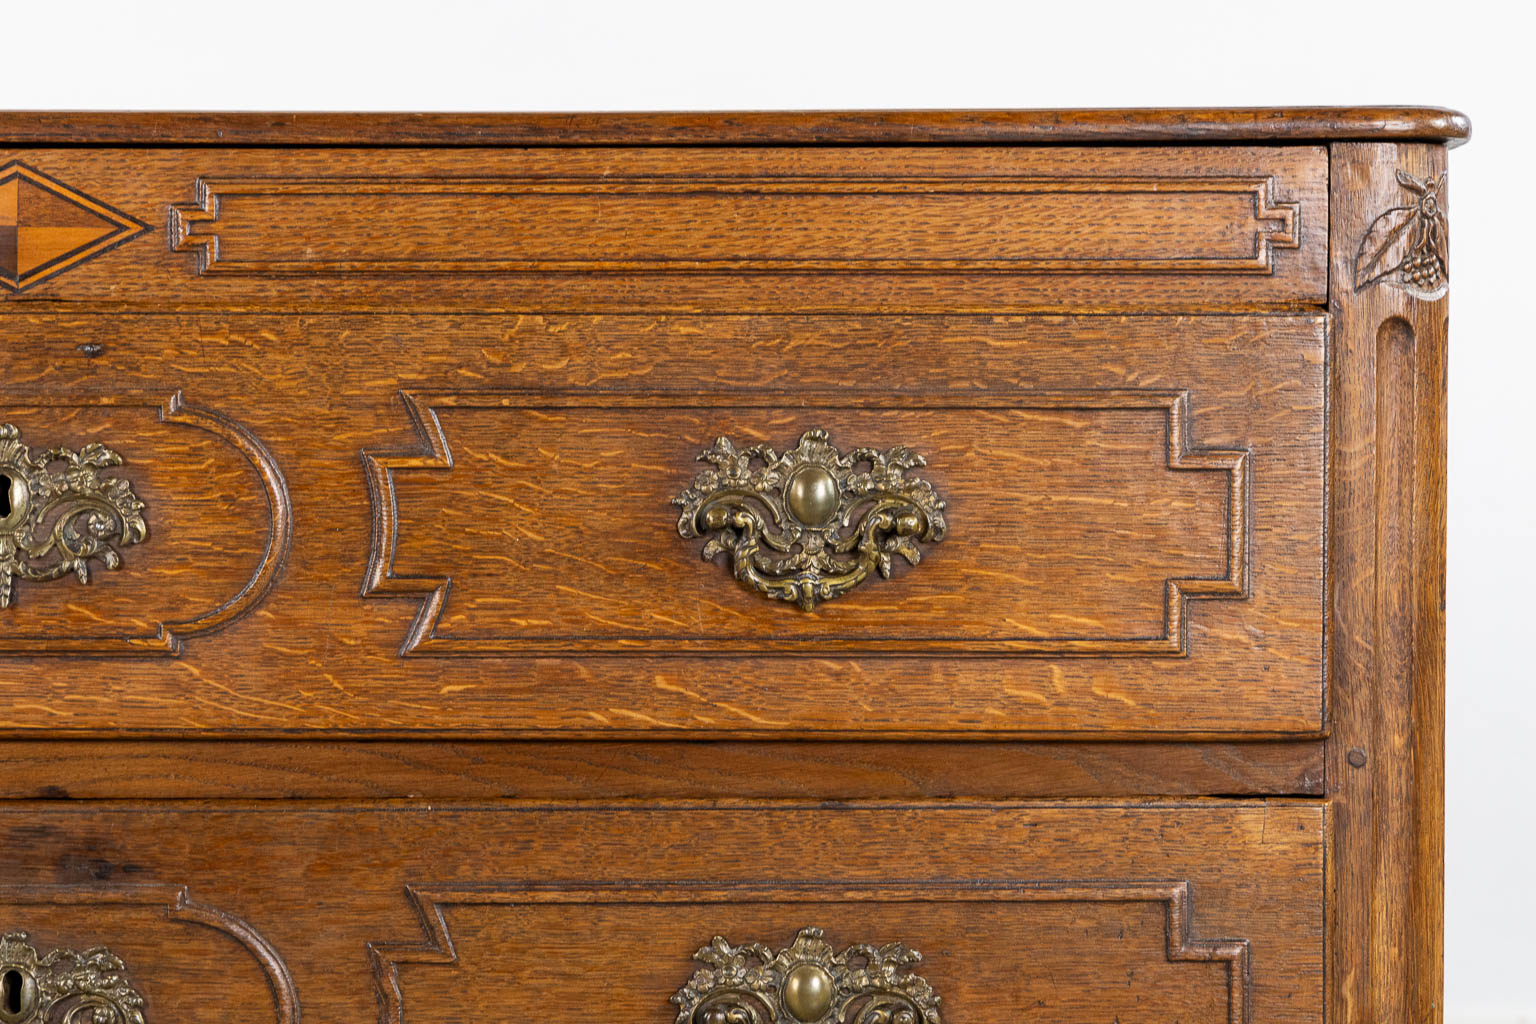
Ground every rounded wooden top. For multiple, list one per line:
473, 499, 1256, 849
0, 106, 1470, 147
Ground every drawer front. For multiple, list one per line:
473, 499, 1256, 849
0, 313, 1323, 736
0, 802, 1323, 1024
0, 145, 1323, 311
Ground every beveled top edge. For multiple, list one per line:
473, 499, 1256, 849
0, 106, 1471, 147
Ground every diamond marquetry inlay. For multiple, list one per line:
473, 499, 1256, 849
0, 162, 147, 292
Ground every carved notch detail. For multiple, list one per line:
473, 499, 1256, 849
362, 390, 1249, 657
367, 881, 1251, 1024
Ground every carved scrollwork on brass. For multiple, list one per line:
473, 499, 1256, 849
0, 933, 146, 1024
673, 429, 947, 610
672, 927, 940, 1024
0, 425, 146, 609
1353, 169, 1449, 300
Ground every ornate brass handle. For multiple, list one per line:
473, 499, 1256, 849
0, 425, 146, 609
0, 933, 145, 1024
673, 927, 941, 1024
673, 429, 947, 610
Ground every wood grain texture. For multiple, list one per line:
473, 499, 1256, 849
1326, 143, 1448, 1024
0, 802, 1324, 1024
1, 314, 1323, 737
0, 740, 1325, 800
0, 107, 1471, 146
0, 145, 1326, 312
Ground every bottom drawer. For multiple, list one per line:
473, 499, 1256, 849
0, 802, 1321, 1024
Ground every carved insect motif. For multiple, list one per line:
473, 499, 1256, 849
1353, 170, 1448, 300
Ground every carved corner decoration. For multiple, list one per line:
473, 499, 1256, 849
0, 393, 292, 657
170, 175, 1298, 276
0, 932, 145, 1024
363, 390, 1248, 657
673, 429, 947, 610
0, 885, 297, 1024
1353, 170, 1448, 300
367, 881, 1250, 1024
673, 927, 940, 1024
0, 163, 148, 293
0, 425, 147, 610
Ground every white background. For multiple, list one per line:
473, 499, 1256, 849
5, 1, 1531, 1020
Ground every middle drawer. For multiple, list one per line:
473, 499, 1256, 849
0, 313, 1324, 737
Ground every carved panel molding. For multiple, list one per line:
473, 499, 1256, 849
169, 175, 1299, 276
367, 881, 1250, 1024
362, 389, 1248, 657
0, 394, 291, 657
0, 885, 297, 1024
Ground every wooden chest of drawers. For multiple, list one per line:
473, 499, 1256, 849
0, 107, 1466, 1024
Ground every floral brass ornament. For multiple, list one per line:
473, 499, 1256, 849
0, 933, 146, 1024
1353, 169, 1449, 300
0, 425, 147, 609
672, 927, 940, 1024
673, 429, 947, 610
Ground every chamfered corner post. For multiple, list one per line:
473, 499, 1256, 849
1328, 140, 1450, 1024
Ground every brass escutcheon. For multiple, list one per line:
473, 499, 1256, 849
673, 927, 941, 1024
673, 429, 947, 610
0, 424, 146, 609
0, 933, 145, 1024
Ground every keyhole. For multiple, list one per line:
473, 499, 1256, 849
0, 474, 12, 519
1, 969, 22, 1015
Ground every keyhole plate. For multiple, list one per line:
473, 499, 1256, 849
0, 965, 38, 1024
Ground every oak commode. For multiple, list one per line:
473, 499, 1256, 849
0, 107, 1466, 1024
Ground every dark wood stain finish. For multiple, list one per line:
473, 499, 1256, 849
0, 108, 1460, 1024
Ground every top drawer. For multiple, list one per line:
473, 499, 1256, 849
0, 145, 1325, 311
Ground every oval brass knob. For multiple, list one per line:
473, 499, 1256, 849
784, 465, 840, 527
672, 927, 941, 1024
0, 424, 146, 609
0, 932, 146, 1024
782, 963, 835, 1022
673, 429, 947, 610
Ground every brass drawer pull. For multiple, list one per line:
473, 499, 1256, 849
673, 926, 940, 1024
0, 933, 145, 1024
674, 429, 947, 610
0, 425, 146, 609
